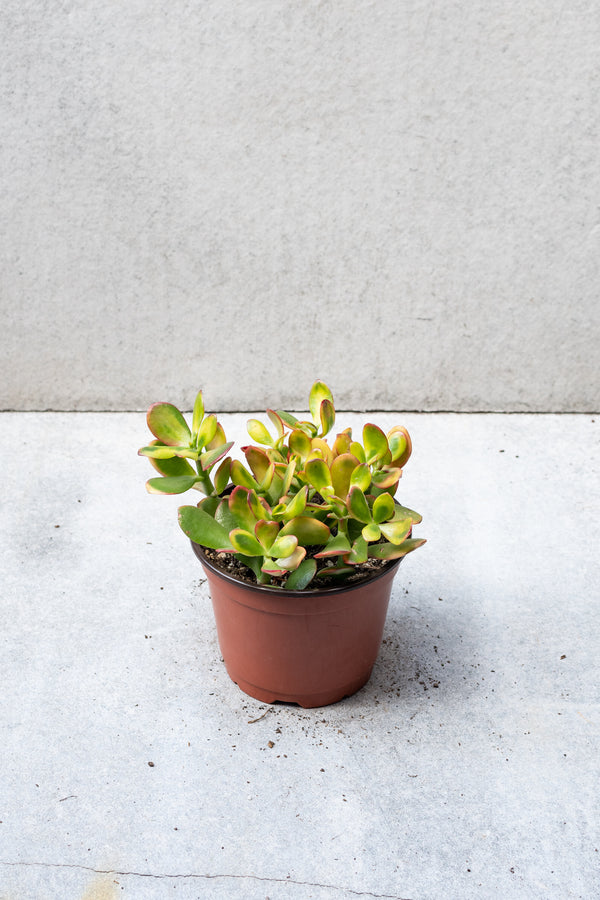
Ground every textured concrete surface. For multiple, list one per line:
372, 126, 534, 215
1, 1, 599, 412
1, 411, 599, 899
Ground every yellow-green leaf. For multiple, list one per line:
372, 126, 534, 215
347, 486, 372, 524
362, 522, 381, 542
372, 492, 395, 524
350, 463, 371, 492
230, 528, 265, 556
388, 426, 412, 467
309, 381, 334, 425
191, 390, 204, 435
330, 453, 360, 499
147, 441, 195, 476
228, 485, 258, 531
305, 458, 331, 492
368, 537, 426, 560
319, 398, 335, 437
363, 423, 389, 464
247, 418, 273, 446
314, 532, 351, 558
380, 517, 412, 545
280, 516, 331, 545
231, 459, 258, 490
147, 402, 191, 447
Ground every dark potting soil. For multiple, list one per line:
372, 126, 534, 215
201, 546, 393, 589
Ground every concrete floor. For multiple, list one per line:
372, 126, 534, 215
1, 412, 598, 900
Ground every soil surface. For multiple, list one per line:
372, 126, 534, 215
201, 546, 394, 589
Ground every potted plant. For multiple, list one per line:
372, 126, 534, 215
138, 382, 426, 707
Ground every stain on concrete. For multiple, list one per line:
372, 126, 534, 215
80, 878, 119, 900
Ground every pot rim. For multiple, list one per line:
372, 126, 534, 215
191, 540, 402, 598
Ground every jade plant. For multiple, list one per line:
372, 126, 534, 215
138, 382, 425, 590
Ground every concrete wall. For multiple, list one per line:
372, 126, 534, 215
1, 0, 599, 412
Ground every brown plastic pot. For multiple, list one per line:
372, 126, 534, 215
192, 542, 403, 708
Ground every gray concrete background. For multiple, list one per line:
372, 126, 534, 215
1, 1, 599, 412
1, 411, 599, 899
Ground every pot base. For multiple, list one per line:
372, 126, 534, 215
226, 669, 373, 708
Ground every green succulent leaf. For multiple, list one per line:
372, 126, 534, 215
309, 437, 333, 467
259, 462, 275, 492
198, 495, 219, 515
213, 457, 232, 494
332, 431, 352, 457
372, 492, 395, 524
380, 517, 413, 545
388, 426, 412, 467
393, 503, 423, 525
281, 459, 297, 495
315, 565, 355, 579
200, 440, 234, 472
349, 441, 366, 464
261, 559, 287, 577
362, 522, 381, 542
285, 558, 317, 590
228, 486, 258, 532
215, 498, 237, 533
170, 447, 199, 460
309, 381, 334, 426
231, 459, 259, 490
305, 458, 332, 492
350, 463, 371, 492
371, 467, 401, 489
267, 409, 285, 439
178, 505, 233, 550
275, 409, 300, 429
196, 414, 218, 450
248, 489, 271, 521
247, 418, 273, 447
347, 486, 372, 524
147, 442, 196, 477
206, 422, 227, 452
229, 528, 265, 557
296, 420, 318, 438
282, 485, 308, 520
270, 502, 287, 520
346, 535, 368, 564
266, 460, 295, 506
146, 475, 200, 495
147, 402, 191, 447
141, 444, 199, 460
275, 545, 306, 571
138, 444, 177, 460
368, 538, 427, 560
363, 423, 389, 464
330, 453, 360, 499
255, 519, 280, 551
280, 516, 331, 545
270, 533, 298, 559
326, 496, 348, 519
319, 398, 336, 437
243, 446, 271, 483
314, 531, 352, 558
191, 391, 204, 436
289, 429, 312, 460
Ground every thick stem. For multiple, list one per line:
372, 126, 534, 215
194, 462, 214, 495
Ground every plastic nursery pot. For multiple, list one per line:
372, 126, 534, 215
192, 542, 403, 708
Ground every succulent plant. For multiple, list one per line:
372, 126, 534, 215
139, 382, 425, 590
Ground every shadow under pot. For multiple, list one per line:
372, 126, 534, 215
192, 542, 403, 708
